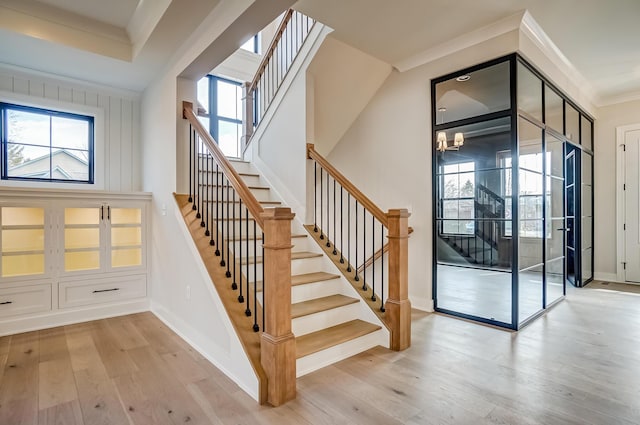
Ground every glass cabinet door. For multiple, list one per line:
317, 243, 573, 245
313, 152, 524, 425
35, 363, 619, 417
1, 207, 46, 278
109, 207, 143, 269
64, 207, 102, 272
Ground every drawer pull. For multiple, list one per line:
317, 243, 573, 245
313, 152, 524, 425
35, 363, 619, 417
0, 301, 12, 305
92, 288, 120, 293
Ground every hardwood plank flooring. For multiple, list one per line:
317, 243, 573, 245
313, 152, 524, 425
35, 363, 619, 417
1, 281, 640, 424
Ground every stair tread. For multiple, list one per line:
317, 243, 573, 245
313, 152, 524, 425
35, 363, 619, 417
226, 233, 307, 241
199, 184, 269, 190
291, 271, 340, 286
200, 170, 260, 178
204, 200, 281, 205
241, 251, 322, 264
253, 271, 340, 292
291, 294, 359, 319
296, 319, 382, 358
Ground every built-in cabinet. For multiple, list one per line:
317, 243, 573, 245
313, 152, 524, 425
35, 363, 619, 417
0, 188, 151, 335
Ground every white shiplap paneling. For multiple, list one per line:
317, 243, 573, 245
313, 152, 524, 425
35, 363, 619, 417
0, 65, 142, 192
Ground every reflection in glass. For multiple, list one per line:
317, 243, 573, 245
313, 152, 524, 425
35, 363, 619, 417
517, 62, 542, 121
545, 87, 563, 133
581, 116, 593, 150
435, 61, 511, 124
565, 104, 580, 142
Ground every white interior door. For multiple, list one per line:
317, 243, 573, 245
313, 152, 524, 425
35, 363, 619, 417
623, 129, 640, 282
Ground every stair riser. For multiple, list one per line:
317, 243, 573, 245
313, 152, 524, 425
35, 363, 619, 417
214, 256, 325, 283
196, 185, 272, 202
291, 278, 343, 304
296, 329, 386, 377
292, 302, 360, 337
227, 237, 310, 256
198, 171, 262, 186
198, 158, 255, 174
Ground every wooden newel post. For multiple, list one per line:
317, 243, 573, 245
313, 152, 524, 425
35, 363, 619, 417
385, 209, 411, 351
241, 82, 254, 153
260, 207, 296, 406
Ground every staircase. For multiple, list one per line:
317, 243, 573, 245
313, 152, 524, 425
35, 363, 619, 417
179, 157, 387, 377
441, 184, 508, 268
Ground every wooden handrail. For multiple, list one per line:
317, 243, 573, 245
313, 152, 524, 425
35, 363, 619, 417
357, 227, 413, 275
307, 143, 388, 227
248, 9, 294, 93
183, 102, 265, 228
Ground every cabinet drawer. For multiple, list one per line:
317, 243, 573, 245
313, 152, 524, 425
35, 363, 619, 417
59, 275, 146, 309
0, 284, 51, 318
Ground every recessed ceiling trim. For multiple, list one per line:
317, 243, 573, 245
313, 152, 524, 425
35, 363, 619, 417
0, 3, 132, 61
127, 0, 171, 59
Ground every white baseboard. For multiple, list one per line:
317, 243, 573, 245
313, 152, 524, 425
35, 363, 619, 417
594, 272, 619, 283
410, 296, 434, 312
0, 298, 149, 337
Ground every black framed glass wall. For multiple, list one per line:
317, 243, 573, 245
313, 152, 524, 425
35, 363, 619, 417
432, 54, 594, 330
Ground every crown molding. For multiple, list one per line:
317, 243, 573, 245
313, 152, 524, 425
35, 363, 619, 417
596, 89, 640, 108
393, 10, 525, 72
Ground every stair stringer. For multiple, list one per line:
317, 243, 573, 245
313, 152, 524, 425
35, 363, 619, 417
168, 194, 265, 403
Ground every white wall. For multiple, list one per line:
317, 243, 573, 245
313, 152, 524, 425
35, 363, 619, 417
593, 99, 640, 280
0, 65, 141, 192
307, 35, 391, 156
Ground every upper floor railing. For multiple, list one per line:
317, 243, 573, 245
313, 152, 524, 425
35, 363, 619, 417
242, 10, 316, 153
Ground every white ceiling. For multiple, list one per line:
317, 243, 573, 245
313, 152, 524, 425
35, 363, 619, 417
294, 0, 640, 105
36, 0, 141, 27
0, 0, 638, 104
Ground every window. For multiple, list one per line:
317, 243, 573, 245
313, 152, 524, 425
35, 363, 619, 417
197, 76, 243, 158
240, 34, 260, 54
442, 162, 475, 235
1, 103, 94, 183
502, 152, 550, 238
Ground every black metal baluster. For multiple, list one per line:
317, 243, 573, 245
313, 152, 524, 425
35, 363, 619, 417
332, 178, 337, 254
192, 129, 197, 209
195, 137, 201, 217
313, 162, 318, 232
233, 190, 239, 292
226, 182, 231, 278
215, 164, 220, 254
320, 168, 324, 239
380, 222, 385, 312
362, 208, 366, 291
188, 125, 193, 203
354, 200, 359, 281
204, 152, 209, 231
371, 214, 376, 302
326, 172, 331, 248
347, 194, 352, 272
259, 231, 264, 333
245, 206, 250, 321
238, 199, 243, 298
339, 186, 344, 263
252, 221, 258, 328
209, 164, 215, 246
220, 175, 226, 266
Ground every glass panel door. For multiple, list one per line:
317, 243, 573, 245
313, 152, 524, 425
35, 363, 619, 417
546, 133, 565, 303
565, 147, 577, 286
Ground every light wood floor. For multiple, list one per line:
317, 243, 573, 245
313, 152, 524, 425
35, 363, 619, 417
2, 281, 640, 424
